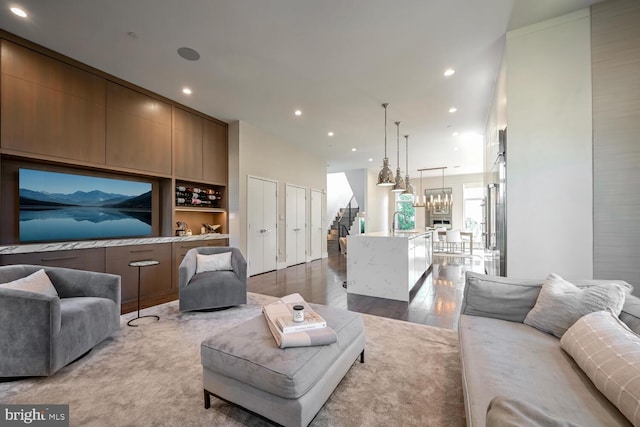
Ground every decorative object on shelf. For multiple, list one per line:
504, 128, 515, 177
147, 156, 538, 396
175, 184, 223, 208
403, 134, 415, 198
176, 221, 188, 236
203, 224, 221, 233
377, 103, 395, 186
392, 121, 406, 193
413, 168, 426, 207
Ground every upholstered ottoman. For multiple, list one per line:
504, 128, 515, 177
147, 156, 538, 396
201, 304, 365, 427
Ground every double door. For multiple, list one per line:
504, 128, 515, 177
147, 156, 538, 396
247, 177, 278, 276
286, 184, 306, 266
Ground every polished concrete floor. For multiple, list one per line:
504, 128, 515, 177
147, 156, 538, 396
247, 251, 487, 330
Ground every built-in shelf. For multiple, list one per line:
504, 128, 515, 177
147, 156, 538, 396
175, 207, 226, 213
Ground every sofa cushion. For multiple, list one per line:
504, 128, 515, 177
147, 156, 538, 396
0, 269, 58, 298
196, 251, 233, 274
458, 314, 630, 427
561, 310, 640, 427
524, 273, 630, 338
462, 272, 544, 322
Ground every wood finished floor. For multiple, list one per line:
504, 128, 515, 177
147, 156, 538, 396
247, 252, 487, 330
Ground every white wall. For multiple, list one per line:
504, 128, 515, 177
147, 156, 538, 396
326, 172, 353, 230
365, 168, 390, 233
506, 9, 593, 279
344, 169, 366, 209
235, 121, 327, 267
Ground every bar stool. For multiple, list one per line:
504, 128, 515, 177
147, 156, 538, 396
127, 260, 160, 327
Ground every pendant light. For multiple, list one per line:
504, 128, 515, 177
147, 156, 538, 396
402, 134, 415, 198
391, 121, 406, 192
377, 103, 395, 186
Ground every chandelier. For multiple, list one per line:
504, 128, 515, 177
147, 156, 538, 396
424, 167, 452, 210
413, 167, 425, 207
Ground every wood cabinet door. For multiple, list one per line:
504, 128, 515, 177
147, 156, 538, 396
202, 119, 227, 184
106, 82, 172, 175
105, 243, 172, 304
0, 248, 105, 271
173, 108, 203, 180
1, 41, 106, 163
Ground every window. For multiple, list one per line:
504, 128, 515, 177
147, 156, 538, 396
463, 184, 483, 243
395, 193, 415, 230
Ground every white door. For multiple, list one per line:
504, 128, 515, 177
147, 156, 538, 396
286, 184, 306, 266
310, 189, 323, 261
248, 177, 278, 276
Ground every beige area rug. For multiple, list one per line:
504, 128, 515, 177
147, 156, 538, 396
0, 293, 465, 427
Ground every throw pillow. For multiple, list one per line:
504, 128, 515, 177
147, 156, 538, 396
0, 269, 58, 297
561, 309, 640, 426
196, 252, 233, 274
523, 273, 630, 338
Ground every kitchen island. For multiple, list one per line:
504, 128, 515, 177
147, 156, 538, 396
346, 230, 433, 302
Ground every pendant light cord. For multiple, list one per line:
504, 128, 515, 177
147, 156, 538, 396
405, 135, 409, 174
383, 103, 389, 157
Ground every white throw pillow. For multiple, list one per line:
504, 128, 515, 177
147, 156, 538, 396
0, 269, 58, 297
561, 309, 640, 426
196, 252, 233, 274
523, 273, 630, 338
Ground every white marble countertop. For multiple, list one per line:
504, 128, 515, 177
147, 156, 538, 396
357, 230, 433, 239
0, 234, 230, 255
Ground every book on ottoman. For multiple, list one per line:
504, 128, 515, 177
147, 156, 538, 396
263, 293, 337, 348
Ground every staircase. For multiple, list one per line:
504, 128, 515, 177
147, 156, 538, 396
327, 206, 359, 254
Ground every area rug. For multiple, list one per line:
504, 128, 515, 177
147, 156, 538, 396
0, 293, 465, 427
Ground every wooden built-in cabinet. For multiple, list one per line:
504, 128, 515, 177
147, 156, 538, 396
0, 40, 106, 164
174, 108, 227, 185
105, 243, 172, 312
174, 108, 204, 180
171, 239, 228, 290
0, 248, 106, 272
203, 119, 228, 184
106, 82, 172, 175
0, 32, 230, 313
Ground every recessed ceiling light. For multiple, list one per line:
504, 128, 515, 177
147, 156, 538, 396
328, 132, 334, 137
368, 158, 373, 162
444, 68, 455, 77
294, 110, 302, 116
351, 148, 357, 152
182, 87, 192, 95
177, 47, 200, 61
10, 7, 27, 17
452, 132, 459, 137
454, 147, 459, 151
449, 107, 457, 113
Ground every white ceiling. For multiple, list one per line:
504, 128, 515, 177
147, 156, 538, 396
0, 0, 602, 178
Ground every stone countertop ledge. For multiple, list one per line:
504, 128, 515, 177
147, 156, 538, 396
0, 234, 230, 255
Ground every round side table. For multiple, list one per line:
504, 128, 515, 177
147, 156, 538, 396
127, 260, 160, 327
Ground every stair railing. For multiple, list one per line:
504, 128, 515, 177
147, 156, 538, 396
337, 196, 358, 239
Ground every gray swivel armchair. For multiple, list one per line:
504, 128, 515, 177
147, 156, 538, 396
179, 247, 247, 312
0, 264, 121, 378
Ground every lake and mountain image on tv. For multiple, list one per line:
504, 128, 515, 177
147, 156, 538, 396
19, 168, 153, 242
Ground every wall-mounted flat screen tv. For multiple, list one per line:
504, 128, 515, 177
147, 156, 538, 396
19, 168, 153, 243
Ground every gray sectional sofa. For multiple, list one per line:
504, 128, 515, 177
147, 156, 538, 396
459, 272, 640, 427
0, 264, 121, 378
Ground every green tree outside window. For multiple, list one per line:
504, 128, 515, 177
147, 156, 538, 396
395, 194, 415, 230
